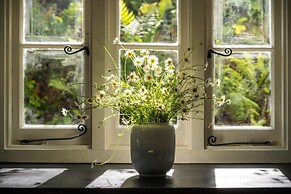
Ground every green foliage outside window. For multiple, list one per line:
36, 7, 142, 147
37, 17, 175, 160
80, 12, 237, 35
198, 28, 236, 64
24, 0, 84, 125
24, 51, 83, 125
26, 0, 83, 42
215, 0, 270, 45
23, 0, 272, 127
215, 53, 271, 126
120, 0, 177, 43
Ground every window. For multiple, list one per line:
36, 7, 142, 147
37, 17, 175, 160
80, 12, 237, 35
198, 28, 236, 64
206, 0, 287, 147
0, 0, 290, 163
7, 0, 90, 147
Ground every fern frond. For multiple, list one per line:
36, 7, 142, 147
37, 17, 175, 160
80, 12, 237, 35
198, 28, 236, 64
121, 0, 135, 26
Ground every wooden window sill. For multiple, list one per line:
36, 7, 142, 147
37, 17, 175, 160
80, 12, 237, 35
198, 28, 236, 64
1, 163, 291, 194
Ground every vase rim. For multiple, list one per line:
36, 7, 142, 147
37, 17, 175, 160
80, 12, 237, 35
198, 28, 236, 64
134, 122, 171, 124
132, 122, 174, 127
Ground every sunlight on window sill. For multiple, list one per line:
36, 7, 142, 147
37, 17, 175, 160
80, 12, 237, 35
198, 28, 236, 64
214, 168, 291, 188
0, 168, 67, 188
86, 169, 175, 188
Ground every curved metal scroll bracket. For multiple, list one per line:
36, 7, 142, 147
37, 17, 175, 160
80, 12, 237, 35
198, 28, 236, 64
20, 124, 88, 144
207, 48, 232, 59
207, 135, 272, 146
64, 45, 90, 55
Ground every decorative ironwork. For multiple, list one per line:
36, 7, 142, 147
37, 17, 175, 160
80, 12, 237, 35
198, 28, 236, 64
207, 48, 232, 59
207, 135, 272, 146
20, 124, 88, 144
64, 45, 89, 55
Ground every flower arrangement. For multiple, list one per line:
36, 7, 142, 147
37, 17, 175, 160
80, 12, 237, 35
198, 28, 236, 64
62, 38, 230, 131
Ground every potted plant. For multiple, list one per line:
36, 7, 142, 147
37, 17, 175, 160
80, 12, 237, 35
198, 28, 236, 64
62, 37, 230, 177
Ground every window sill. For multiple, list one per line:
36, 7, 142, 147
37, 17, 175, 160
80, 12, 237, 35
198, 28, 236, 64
1, 163, 291, 194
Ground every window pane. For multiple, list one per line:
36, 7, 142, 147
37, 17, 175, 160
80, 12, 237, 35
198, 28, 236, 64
213, 0, 271, 46
119, 0, 178, 44
23, 49, 84, 125
24, 0, 83, 42
214, 52, 271, 126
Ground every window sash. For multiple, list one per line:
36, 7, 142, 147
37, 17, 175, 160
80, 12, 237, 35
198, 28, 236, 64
205, 0, 286, 147
7, 0, 91, 147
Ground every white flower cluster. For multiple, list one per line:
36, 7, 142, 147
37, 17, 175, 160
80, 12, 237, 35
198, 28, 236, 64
62, 37, 230, 125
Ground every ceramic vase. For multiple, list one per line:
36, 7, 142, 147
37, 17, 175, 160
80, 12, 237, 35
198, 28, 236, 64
130, 123, 175, 177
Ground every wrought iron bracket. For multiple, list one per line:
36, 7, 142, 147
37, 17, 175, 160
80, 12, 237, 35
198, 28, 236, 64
20, 124, 88, 144
64, 45, 90, 55
207, 135, 272, 146
207, 48, 232, 59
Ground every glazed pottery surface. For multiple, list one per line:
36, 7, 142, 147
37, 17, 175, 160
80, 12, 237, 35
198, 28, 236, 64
130, 123, 175, 177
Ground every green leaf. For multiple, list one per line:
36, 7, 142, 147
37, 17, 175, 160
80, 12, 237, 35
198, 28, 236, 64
48, 79, 75, 95
121, 0, 135, 26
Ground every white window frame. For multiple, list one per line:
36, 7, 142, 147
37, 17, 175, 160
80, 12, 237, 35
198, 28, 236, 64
205, 0, 288, 149
7, 0, 91, 149
0, 0, 291, 163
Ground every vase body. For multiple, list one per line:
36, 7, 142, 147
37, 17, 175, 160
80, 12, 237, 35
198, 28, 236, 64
130, 123, 175, 177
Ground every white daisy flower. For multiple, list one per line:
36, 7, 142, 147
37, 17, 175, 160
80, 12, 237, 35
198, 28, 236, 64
217, 95, 226, 107
165, 58, 173, 66
154, 66, 163, 76
139, 86, 147, 95
125, 49, 135, 58
140, 49, 150, 57
128, 71, 139, 82
134, 57, 144, 67
110, 80, 119, 88
147, 55, 159, 67
124, 89, 133, 96
61, 108, 68, 116
144, 74, 153, 82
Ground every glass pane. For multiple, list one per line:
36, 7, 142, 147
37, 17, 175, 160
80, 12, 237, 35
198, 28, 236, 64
214, 52, 271, 126
119, 0, 178, 43
213, 0, 271, 46
23, 49, 84, 125
24, 0, 83, 42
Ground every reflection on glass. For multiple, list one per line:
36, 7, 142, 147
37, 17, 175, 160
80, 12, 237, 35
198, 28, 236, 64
213, 0, 271, 46
23, 49, 84, 125
215, 168, 291, 188
120, 0, 178, 43
214, 52, 271, 127
24, 0, 83, 42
